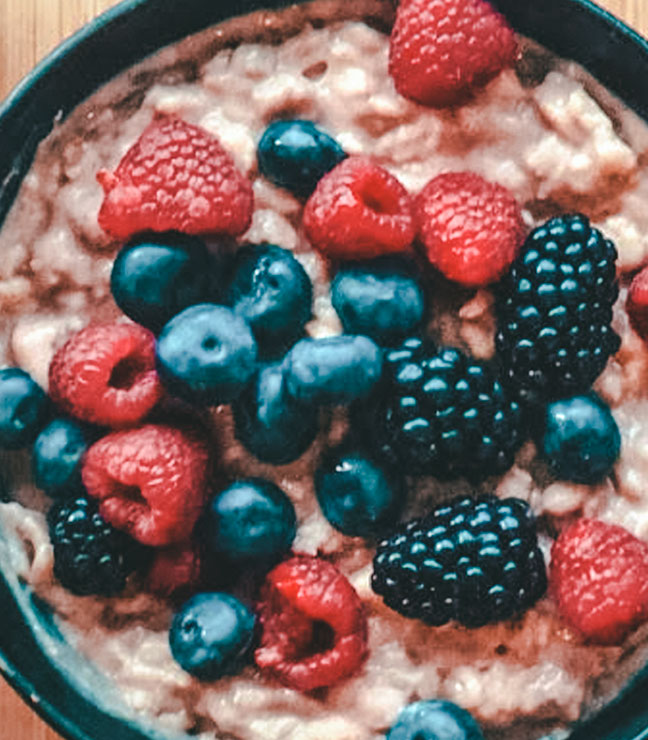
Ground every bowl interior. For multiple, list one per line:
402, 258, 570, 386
2, 1, 648, 739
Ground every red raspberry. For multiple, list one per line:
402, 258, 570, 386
389, 0, 518, 108
627, 266, 648, 341
49, 323, 163, 428
145, 541, 202, 598
550, 518, 648, 644
97, 113, 253, 240
415, 171, 525, 287
302, 156, 415, 261
82, 424, 210, 547
255, 556, 368, 691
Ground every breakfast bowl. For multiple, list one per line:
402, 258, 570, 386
3, 1, 648, 739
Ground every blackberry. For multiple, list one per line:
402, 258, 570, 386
372, 495, 547, 628
495, 213, 620, 403
354, 338, 524, 480
48, 496, 143, 596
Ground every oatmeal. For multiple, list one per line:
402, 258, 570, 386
2, 1, 648, 739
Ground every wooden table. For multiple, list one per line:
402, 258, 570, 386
0, 0, 647, 737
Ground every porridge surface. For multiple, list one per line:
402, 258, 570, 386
2, 1, 648, 738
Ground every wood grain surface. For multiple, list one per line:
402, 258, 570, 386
0, 0, 646, 737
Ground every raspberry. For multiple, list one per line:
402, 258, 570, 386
550, 518, 648, 644
145, 541, 202, 598
302, 156, 415, 261
82, 424, 210, 546
627, 265, 648, 341
415, 172, 525, 287
97, 113, 253, 240
389, 0, 518, 108
255, 556, 368, 691
49, 323, 163, 428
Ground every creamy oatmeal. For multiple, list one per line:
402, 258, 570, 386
2, 1, 648, 739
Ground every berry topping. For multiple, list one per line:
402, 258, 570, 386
387, 699, 485, 740
389, 0, 518, 108
32, 418, 91, 496
257, 119, 347, 197
537, 392, 620, 485
226, 243, 313, 354
315, 447, 405, 538
203, 478, 296, 566
97, 113, 253, 240
495, 214, 620, 403
372, 496, 547, 627
550, 519, 648, 644
627, 264, 648, 341
81, 424, 209, 546
146, 541, 203, 598
110, 232, 214, 334
284, 335, 383, 405
156, 304, 258, 405
170, 592, 256, 679
331, 257, 425, 344
303, 156, 415, 261
233, 362, 319, 465
354, 338, 524, 480
255, 555, 368, 691
48, 495, 143, 597
415, 171, 525, 287
0, 368, 48, 450
49, 323, 162, 428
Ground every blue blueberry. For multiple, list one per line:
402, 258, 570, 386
32, 418, 91, 496
538, 392, 621, 484
387, 700, 485, 740
315, 447, 404, 537
110, 232, 213, 333
169, 592, 256, 680
156, 304, 258, 404
284, 335, 383, 404
204, 478, 296, 566
227, 244, 312, 354
233, 362, 319, 464
331, 257, 425, 344
0, 368, 48, 450
257, 119, 347, 197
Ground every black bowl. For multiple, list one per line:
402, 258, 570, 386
1, 1, 648, 739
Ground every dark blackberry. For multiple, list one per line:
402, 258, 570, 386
495, 213, 620, 403
48, 496, 143, 597
372, 495, 547, 628
354, 338, 524, 480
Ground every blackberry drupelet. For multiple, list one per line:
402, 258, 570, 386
495, 213, 620, 403
355, 337, 524, 480
48, 495, 142, 596
372, 495, 547, 628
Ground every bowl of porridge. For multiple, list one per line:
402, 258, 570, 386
3, 1, 648, 739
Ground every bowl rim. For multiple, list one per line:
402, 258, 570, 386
2, 1, 648, 739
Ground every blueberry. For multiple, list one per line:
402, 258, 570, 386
110, 232, 213, 333
204, 478, 296, 565
169, 592, 256, 680
0, 368, 48, 450
156, 304, 257, 404
332, 257, 425, 344
32, 418, 91, 496
227, 244, 312, 354
538, 392, 621, 484
284, 335, 383, 404
315, 447, 404, 537
233, 362, 319, 464
387, 700, 485, 740
257, 119, 347, 197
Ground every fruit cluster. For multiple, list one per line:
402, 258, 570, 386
1, 1, 647, 735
